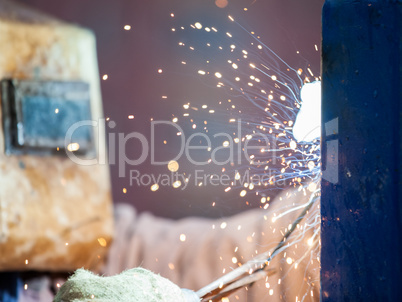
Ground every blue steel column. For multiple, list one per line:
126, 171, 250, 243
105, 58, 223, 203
321, 0, 401, 301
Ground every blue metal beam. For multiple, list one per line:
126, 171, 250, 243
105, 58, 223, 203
321, 0, 401, 300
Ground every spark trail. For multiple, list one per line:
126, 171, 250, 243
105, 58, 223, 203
167, 11, 321, 301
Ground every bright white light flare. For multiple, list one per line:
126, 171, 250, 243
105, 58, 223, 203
292, 81, 321, 142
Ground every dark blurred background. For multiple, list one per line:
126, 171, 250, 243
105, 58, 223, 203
26, 0, 324, 219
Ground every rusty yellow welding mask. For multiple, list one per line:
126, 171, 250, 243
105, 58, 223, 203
0, 1, 113, 272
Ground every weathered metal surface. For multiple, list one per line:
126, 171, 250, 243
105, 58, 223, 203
321, 0, 402, 301
0, 0, 113, 272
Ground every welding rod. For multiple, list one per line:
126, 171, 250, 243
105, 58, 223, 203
196, 189, 320, 301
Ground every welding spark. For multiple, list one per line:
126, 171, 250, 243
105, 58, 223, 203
167, 10, 321, 301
